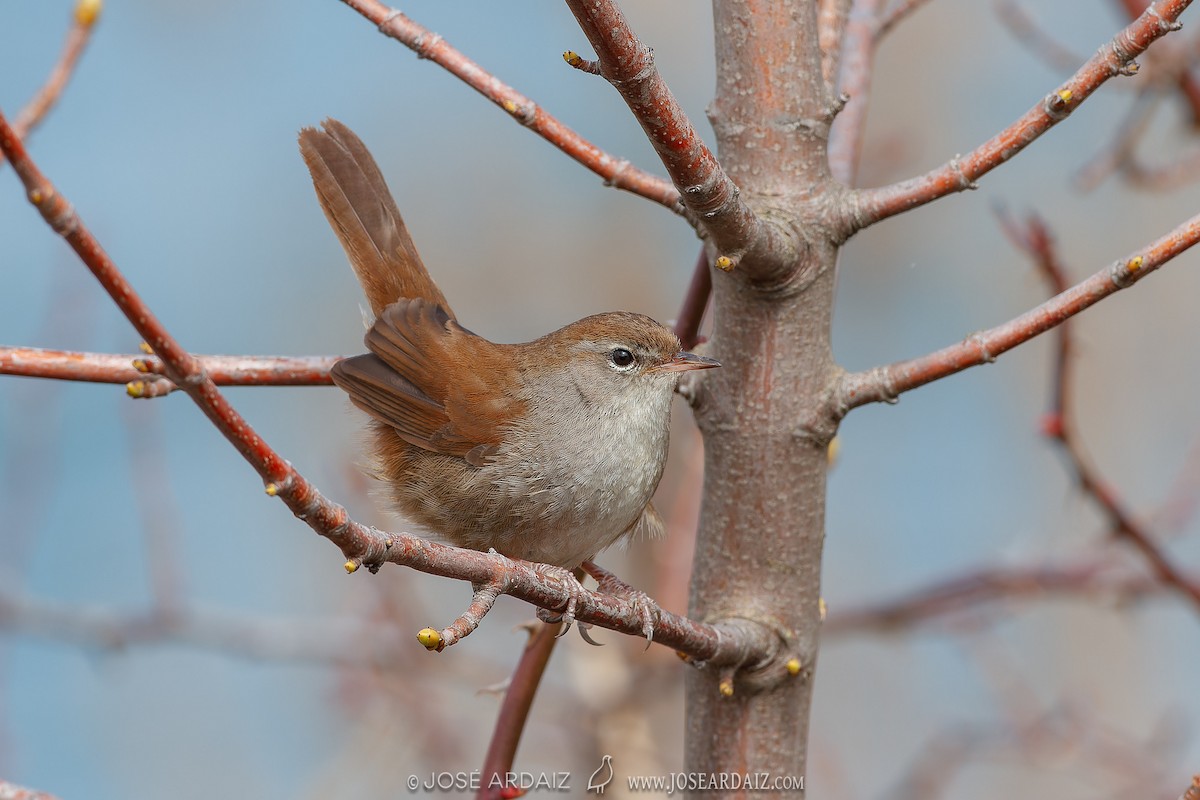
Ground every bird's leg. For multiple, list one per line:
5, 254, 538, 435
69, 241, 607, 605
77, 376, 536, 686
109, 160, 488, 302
582, 560, 660, 646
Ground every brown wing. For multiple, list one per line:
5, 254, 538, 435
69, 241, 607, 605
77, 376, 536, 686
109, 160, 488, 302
298, 118, 450, 317
331, 298, 522, 464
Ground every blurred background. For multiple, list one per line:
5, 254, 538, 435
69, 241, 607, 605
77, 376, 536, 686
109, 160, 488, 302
2, 1, 1199, 798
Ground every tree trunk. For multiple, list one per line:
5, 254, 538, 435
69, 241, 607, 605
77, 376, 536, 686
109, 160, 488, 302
686, 0, 839, 793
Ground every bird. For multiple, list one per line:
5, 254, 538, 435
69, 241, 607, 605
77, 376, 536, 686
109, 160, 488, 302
587, 754, 614, 794
298, 119, 717, 628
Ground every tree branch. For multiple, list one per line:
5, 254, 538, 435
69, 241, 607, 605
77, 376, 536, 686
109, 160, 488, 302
849, 0, 1192, 230
333, 0, 682, 214
0, 0, 100, 169
0, 346, 338, 390
478, 622, 560, 800
826, 209, 1200, 427
563, 0, 787, 275
1001, 212, 1200, 611
828, 0, 886, 185
824, 561, 1164, 635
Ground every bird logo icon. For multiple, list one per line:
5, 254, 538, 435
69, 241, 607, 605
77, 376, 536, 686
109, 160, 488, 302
587, 754, 614, 794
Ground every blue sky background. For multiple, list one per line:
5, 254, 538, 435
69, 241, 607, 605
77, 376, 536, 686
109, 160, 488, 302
2, 2, 1200, 798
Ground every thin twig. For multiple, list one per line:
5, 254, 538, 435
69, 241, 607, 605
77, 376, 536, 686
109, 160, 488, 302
824, 561, 1162, 635
851, 0, 1192, 230
829, 0, 887, 185
563, 0, 782, 274
0, 588, 408, 667
828, 209, 1200, 424
673, 250, 712, 350
0, 346, 339, 389
478, 622, 561, 800
1, 0, 101, 169
334, 0, 682, 214
0, 108, 749, 662
1002, 212, 1200, 611
1117, 0, 1200, 124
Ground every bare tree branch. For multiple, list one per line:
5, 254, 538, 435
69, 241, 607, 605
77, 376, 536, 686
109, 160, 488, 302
333, 0, 682, 214
825, 561, 1164, 635
563, 0, 792, 275
824, 209, 1200, 431
0, 346, 338, 389
479, 622, 561, 800
829, 0, 886, 185
1001, 212, 1200, 611
0, 0, 100, 169
849, 0, 1192, 230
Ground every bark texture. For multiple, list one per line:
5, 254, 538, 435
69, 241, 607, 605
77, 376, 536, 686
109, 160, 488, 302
685, 1, 840, 792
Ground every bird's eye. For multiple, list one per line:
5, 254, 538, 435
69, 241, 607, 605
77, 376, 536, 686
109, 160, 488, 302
610, 347, 635, 368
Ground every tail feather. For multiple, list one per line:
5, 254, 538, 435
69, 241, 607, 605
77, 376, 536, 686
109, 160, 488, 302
299, 118, 451, 317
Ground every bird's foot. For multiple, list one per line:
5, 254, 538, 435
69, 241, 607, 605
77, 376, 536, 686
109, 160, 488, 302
533, 564, 592, 641
582, 560, 660, 647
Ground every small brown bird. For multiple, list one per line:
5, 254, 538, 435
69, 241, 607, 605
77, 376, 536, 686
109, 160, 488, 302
299, 119, 716, 583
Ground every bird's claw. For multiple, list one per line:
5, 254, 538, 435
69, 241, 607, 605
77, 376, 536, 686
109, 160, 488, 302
582, 560, 660, 648
533, 564, 589, 639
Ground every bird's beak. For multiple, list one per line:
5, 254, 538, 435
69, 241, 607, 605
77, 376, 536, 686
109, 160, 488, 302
648, 351, 721, 374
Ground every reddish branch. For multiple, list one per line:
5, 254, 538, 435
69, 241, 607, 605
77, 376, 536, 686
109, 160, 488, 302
334, 0, 682, 214
1117, 0, 1200, 124
478, 622, 560, 800
1000, 213, 1200, 611
673, 250, 712, 350
824, 561, 1162, 634
563, 0, 784, 273
0, 346, 338, 390
0, 109, 764, 665
828, 0, 886, 185
0, 0, 100, 169
828, 209, 1200, 427
850, 0, 1192, 229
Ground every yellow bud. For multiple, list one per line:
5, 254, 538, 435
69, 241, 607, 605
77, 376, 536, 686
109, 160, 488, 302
75, 0, 102, 27
1127, 255, 1144, 272
826, 436, 840, 467
718, 678, 734, 697
264, 482, 278, 496
502, 100, 518, 114
563, 51, 580, 65
714, 255, 734, 272
417, 628, 443, 650
1057, 89, 1072, 103
125, 381, 145, 398
819, 596, 827, 621
343, 560, 359, 574
138, 341, 154, 354
786, 658, 801, 676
